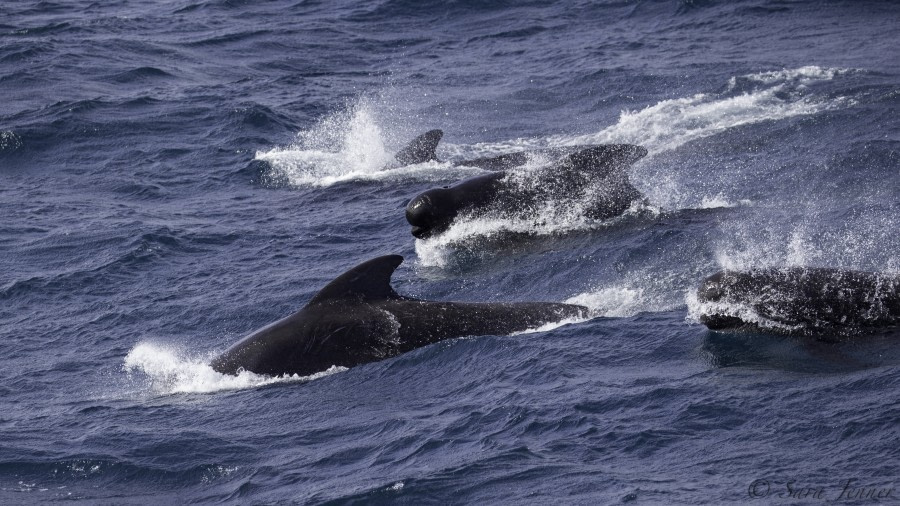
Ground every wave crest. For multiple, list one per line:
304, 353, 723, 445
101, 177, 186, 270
122, 343, 345, 395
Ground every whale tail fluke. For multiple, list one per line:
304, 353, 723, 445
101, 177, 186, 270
394, 129, 443, 166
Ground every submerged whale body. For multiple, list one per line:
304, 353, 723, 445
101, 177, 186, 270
696, 267, 900, 338
211, 255, 587, 376
405, 144, 648, 239
388, 129, 598, 171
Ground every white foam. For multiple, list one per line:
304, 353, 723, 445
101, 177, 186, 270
684, 290, 803, 333
560, 90, 838, 154
414, 200, 653, 268
255, 99, 484, 187
736, 66, 848, 86
255, 101, 390, 187
122, 342, 346, 395
258, 66, 850, 190
698, 195, 750, 209
511, 315, 591, 336
712, 205, 900, 275
458, 66, 851, 156
566, 286, 648, 318
416, 66, 853, 257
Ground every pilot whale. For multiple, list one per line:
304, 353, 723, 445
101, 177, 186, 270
389, 129, 598, 171
695, 267, 900, 337
405, 144, 648, 239
211, 255, 588, 376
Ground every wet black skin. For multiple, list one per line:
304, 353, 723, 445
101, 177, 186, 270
406, 144, 648, 239
392, 129, 444, 167
211, 255, 587, 376
696, 267, 900, 336
390, 128, 597, 172
406, 172, 506, 239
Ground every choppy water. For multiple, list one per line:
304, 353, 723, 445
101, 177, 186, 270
2, 0, 899, 503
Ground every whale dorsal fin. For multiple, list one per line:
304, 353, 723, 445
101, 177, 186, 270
557, 144, 648, 178
394, 129, 443, 166
308, 255, 404, 304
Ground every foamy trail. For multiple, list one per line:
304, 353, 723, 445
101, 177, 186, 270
122, 343, 345, 395
466, 66, 853, 155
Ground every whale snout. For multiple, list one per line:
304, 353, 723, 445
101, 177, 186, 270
406, 189, 454, 239
696, 271, 751, 330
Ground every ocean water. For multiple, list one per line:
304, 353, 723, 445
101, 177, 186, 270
2, 0, 899, 503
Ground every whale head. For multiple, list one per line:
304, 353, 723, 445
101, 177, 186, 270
406, 187, 457, 239
695, 271, 750, 330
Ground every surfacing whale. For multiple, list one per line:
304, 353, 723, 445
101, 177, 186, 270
695, 267, 900, 338
388, 129, 598, 171
405, 144, 648, 238
211, 255, 587, 376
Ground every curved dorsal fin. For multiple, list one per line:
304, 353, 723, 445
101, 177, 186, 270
557, 144, 648, 178
308, 255, 404, 304
394, 129, 443, 166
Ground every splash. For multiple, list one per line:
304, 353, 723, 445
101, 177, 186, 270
122, 343, 346, 395
415, 66, 852, 259
713, 208, 900, 274
258, 66, 850, 190
510, 314, 591, 335
735, 66, 848, 87
565, 271, 689, 319
566, 286, 649, 318
256, 99, 482, 187
256, 100, 389, 186
502, 65, 850, 154
414, 200, 653, 268
684, 290, 803, 333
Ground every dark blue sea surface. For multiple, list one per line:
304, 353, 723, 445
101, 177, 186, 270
2, 0, 899, 503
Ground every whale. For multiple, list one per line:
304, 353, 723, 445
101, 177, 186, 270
390, 129, 444, 167
405, 144, 648, 239
695, 267, 900, 338
389, 129, 599, 171
211, 255, 588, 376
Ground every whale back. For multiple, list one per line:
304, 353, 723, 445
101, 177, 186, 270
212, 254, 590, 377
555, 144, 648, 178
308, 254, 404, 304
697, 267, 900, 336
394, 129, 443, 166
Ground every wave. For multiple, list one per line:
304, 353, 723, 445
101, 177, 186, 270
566, 268, 691, 319
122, 343, 345, 395
259, 66, 851, 192
560, 66, 850, 152
447, 66, 852, 158
107, 66, 174, 84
